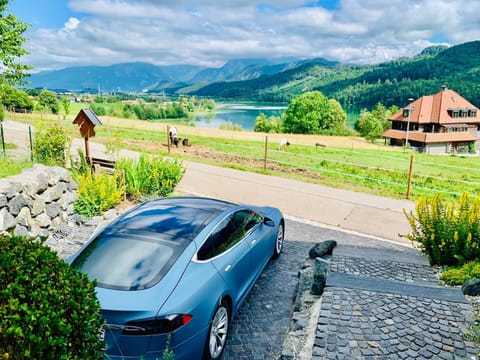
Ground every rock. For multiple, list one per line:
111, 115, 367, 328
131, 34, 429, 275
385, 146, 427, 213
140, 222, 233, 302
309, 240, 337, 259
16, 170, 49, 196
311, 257, 329, 295
13, 224, 29, 237
463, 279, 480, 296
45, 203, 62, 219
0, 208, 16, 231
0, 193, 7, 207
58, 191, 76, 211
103, 209, 118, 220
35, 213, 52, 228
30, 197, 46, 217
41, 183, 66, 203
16, 207, 33, 227
8, 194, 29, 216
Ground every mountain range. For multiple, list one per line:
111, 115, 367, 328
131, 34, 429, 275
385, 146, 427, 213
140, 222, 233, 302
26, 57, 303, 93
26, 41, 480, 109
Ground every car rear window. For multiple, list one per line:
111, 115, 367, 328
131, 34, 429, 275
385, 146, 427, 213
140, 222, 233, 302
71, 231, 185, 290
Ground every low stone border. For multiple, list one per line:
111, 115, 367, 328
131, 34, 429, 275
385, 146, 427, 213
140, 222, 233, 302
280, 240, 337, 359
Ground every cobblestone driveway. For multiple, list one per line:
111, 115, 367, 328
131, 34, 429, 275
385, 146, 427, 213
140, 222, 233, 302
48, 216, 479, 359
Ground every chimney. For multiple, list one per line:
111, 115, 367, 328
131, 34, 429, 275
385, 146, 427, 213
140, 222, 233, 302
442, 85, 448, 92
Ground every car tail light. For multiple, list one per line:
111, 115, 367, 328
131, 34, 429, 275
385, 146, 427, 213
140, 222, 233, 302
122, 314, 193, 335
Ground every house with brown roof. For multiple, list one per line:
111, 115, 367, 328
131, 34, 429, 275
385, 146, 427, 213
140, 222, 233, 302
382, 86, 480, 154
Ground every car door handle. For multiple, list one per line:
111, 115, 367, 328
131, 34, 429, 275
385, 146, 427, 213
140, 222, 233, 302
224, 265, 232, 272
251, 239, 257, 245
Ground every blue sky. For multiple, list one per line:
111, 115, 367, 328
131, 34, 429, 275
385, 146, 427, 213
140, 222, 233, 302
7, 0, 480, 73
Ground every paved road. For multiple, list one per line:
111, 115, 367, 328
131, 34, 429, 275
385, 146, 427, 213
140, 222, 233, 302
177, 160, 414, 245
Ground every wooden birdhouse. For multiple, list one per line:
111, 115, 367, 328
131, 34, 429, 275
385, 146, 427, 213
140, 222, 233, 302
72, 109, 102, 160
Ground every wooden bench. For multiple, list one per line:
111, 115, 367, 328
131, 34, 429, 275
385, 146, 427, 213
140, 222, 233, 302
90, 157, 116, 172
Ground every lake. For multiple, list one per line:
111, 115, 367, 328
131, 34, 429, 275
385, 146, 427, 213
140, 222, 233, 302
192, 102, 359, 131
193, 103, 287, 131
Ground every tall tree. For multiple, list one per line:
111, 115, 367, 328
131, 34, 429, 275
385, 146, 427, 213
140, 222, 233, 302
0, 0, 32, 85
37, 89, 59, 114
356, 109, 383, 142
283, 91, 348, 134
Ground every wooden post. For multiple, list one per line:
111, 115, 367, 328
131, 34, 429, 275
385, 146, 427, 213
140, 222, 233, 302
28, 126, 33, 162
0, 122, 5, 159
406, 154, 414, 199
167, 125, 171, 154
84, 137, 90, 158
264, 136, 268, 170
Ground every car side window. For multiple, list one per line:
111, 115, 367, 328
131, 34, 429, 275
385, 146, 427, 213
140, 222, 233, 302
197, 210, 261, 260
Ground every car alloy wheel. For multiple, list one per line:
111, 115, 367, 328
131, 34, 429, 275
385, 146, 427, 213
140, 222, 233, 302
205, 300, 230, 359
273, 222, 284, 258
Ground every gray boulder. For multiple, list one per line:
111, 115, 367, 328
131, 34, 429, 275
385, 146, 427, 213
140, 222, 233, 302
309, 240, 337, 259
310, 257, 329, 295
462, 279, 480, 296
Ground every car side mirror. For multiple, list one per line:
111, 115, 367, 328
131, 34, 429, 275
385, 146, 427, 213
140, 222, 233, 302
263, 217, 275, 227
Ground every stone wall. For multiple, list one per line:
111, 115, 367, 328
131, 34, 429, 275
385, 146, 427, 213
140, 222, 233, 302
0, 164, 77, 238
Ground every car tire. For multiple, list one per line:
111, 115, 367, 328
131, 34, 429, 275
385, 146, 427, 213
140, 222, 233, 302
203, 300, 230, 360
272, 221, 284, 259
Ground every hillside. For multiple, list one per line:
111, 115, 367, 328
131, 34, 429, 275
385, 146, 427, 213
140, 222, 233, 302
187, 41, 480, 109
26, 41, 480, 109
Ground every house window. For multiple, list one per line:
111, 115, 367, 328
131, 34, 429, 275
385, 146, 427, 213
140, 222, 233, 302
402, 109, 409, 117
461, 110, 468, 118
469, 110, 477, 117
451, 110, 459, 118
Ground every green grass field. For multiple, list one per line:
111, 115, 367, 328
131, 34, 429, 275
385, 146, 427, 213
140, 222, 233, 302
5, 109, 480, 200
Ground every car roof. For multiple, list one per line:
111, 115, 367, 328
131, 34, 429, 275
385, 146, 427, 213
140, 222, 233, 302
107, 196, 236, 242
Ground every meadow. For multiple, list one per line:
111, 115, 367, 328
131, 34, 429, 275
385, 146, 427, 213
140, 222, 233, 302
3, 109, 480, 201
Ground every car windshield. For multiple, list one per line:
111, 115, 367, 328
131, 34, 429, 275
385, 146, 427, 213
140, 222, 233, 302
71, 230, 187, 290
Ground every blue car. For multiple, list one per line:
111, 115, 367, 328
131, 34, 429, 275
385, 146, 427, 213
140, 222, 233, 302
69, 196, 285, 359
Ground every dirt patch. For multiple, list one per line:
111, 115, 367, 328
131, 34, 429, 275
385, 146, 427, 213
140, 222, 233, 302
113, 136, 324, 180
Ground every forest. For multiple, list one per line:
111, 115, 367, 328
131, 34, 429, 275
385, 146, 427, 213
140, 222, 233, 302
187, 41, 480, 110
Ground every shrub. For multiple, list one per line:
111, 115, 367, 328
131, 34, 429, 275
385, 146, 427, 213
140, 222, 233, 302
74, 171, 124, 217
404, 192, 480, 266
219, 121, 243, 131
440, 261, 480, 286
116, 154, 184, 199
0, 235, 105, 359
69, 149, 92, 179
33, 123, 70, 166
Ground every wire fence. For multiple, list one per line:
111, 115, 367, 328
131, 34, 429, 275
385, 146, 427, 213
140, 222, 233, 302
2, 121, 480, 200
0, 121, 33, 161
200, 136, 480, 200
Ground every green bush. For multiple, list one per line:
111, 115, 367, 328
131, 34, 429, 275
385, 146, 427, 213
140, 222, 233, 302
116, 154, 184, 199
74, 171, 124, 217
405, 192, 480, 266
33, 123, 70, 166
0, 235, 105, 359
440, 261, 480, 285
219, 121, 243, 131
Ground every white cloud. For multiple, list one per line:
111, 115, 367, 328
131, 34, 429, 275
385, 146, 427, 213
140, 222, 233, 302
21, 0, 480, 72
64, 17, 80, 31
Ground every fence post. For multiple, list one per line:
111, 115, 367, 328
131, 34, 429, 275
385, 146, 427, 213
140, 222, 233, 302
406, 154, 414, 199
166, 125, 171, 154
0, 122, 5, 159
29, 126, 34, 162
264, 136, 268, 170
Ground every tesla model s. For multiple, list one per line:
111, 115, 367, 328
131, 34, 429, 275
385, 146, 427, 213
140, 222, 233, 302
68, 196, 285, 359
